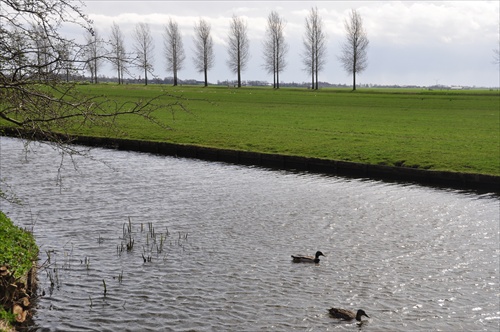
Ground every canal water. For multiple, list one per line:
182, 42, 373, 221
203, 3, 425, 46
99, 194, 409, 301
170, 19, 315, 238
1, 137, 499, 331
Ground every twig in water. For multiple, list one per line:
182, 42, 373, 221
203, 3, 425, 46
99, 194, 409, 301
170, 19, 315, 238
102, 279, 107, 296
84, 256, 90, 270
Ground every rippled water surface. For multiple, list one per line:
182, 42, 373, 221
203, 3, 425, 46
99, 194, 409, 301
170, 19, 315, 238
1, 137, 499, 331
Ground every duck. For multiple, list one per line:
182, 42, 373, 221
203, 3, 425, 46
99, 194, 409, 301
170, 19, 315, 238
291, 251, 324, 263
328, 308, 370, 322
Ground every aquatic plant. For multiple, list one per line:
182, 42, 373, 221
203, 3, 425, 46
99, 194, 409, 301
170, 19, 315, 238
116, 217, 193, 265
122, 217, 135, 252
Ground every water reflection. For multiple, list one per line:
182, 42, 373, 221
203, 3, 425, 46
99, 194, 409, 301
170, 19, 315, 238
1, 137, 499, 331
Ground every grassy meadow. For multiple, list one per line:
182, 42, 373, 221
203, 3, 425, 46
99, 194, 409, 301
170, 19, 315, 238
5, 84, 500, 176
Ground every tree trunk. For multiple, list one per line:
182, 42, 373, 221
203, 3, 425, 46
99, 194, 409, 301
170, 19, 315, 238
237, 65, 241, 88
276, 59, 279, 89
315, 64, 318, 90
117, 65, 122, 85
311, 57, 314, 89
94, 59, 98, 84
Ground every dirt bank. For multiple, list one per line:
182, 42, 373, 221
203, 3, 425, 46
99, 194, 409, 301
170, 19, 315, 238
0, 264, 37, 330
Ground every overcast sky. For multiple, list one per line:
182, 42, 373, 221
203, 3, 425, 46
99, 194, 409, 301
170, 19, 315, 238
79, 0, 500, 87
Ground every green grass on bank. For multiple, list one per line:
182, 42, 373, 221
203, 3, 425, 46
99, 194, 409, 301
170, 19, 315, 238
0, 212, 38, 279
0, 211, 37, 327
2, 84, 500, 176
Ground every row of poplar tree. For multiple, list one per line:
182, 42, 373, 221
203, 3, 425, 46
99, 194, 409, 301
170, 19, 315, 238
86, 7, 369, 90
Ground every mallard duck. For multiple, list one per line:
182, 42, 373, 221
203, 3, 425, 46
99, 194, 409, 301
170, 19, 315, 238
291, 251, 324, 263
328, 308, 369, 322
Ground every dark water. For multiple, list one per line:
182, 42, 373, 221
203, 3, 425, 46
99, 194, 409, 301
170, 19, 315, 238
1, 137, 499, 331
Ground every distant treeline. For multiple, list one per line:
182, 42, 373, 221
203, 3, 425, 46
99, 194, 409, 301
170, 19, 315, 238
63, 74, 486, 90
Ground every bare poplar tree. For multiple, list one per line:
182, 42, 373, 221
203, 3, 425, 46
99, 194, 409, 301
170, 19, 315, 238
339, 9, 369, 91
163, 18, 186, 86
227, 15, 250, 88
5, 26, 27, 81
262, 11, 288, 89
302, 7, 327, 90
109, 22, 127, 84
133, 22, 155, 85
57, 40, 74, 82
31, 23, 54, 79
193, 18, 215, 87
84, 28, 104, 84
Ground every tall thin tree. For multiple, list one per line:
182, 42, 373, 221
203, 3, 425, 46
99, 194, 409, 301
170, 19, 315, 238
262, 11, 288, 89
339, 9, 369, 91
133, 22, 154, 85
109, 22, 127, 84
84, 28, 104, 84
302, 7, 327, 90
6, 26, 28, 81
227, 15, 250, 88
193, 18, 215, 87
164, 18, 186, 86
32, 23, 53, 80
57, 40, 73, 82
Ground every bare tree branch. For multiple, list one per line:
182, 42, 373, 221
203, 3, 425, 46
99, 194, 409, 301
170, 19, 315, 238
1, 1, 187, 146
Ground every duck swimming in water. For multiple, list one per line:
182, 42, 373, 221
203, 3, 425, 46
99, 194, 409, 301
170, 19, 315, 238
328, 308, 369, 322
291, 251, 324, 263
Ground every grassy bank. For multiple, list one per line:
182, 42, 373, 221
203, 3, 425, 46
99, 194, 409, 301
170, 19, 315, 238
0, 212, 38, 329
3, 84, 500, 175
0, 212, 37, 280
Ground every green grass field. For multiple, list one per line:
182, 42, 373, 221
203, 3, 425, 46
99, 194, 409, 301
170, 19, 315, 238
4, 84, 500, 176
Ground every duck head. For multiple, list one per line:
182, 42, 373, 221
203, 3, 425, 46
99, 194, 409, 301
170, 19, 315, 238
315, 251, 325, 259
356, 309, 370, 321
